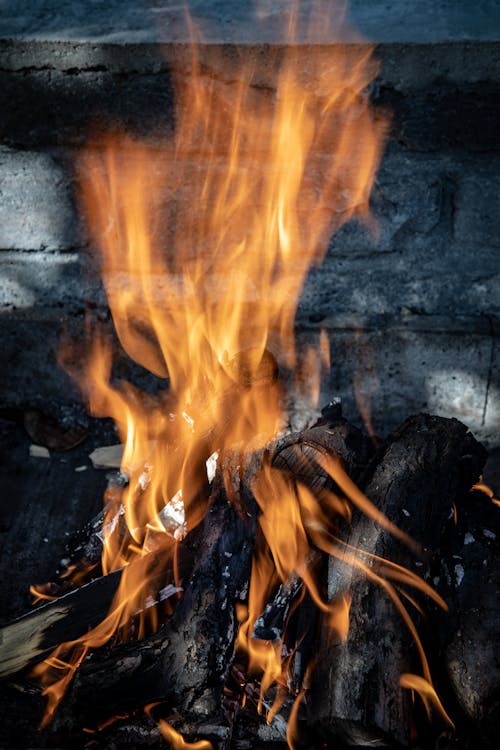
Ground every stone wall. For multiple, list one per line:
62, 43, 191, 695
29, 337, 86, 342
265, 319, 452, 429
0, 35, 499, 445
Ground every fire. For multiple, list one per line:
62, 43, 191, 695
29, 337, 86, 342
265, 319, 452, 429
30, 1, 450, 744
472, 481, 500, 506
400, 673, 454, 729
145, 705, 213, 750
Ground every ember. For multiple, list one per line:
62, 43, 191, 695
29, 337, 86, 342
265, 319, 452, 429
0, 2, 498, 750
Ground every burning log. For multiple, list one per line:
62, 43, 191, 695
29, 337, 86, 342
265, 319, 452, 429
252, 410, 372, 656
17, 416, 371, 738
0, 408, 495, 750
0, 411, 495, 750
308, 414, 487, 748
52, 464, 256, 737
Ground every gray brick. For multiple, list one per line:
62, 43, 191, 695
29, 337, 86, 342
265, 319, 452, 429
455, 168, 500, 248
0, 148, 81, 251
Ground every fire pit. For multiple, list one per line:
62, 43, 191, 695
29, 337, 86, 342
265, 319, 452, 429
0, 2, 499, 749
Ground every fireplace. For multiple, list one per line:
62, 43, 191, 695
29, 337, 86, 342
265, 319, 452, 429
0, 2, 499, 749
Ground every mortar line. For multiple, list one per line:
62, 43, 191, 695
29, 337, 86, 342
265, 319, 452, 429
481, 316, 494, 427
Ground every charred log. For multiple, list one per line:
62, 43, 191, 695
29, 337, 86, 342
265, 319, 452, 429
435, 484, 500, 744
309, 414, 487, 748
55, 471, 256, 734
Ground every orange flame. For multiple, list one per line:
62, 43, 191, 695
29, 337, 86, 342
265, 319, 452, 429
31, 3, 454, 743
400, 673, 454, 729
328, 592, 351, 639
144, 705, 212, 750
472, 481, 500, 506
156, 721, 212, 750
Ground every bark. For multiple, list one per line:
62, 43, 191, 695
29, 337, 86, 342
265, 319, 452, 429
309, 414, 487, 747
56, 467, 256, 734
436, 484, 500, 742
52, 419, 371, 734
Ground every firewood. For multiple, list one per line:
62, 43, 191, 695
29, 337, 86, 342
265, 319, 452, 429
308, 414, 487, 747
252, 415, 373, 690
43, 418, 370, 733
0, 567, 124, 679
1, 416, 368, 685
56, 474, 257, 733
0, 548, 188, 680
436, 484, 500, 739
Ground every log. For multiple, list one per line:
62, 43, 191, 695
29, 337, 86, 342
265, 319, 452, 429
0, 542, 194, 680
253, 415, 372, 645
435, 483, 500, 740
54, 467, 257, 735
308, 414, 487, 747
45, 417, 370, 736
0, 566, 124, 679
271, 413, 373, 492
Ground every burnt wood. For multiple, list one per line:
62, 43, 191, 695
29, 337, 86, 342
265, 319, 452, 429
308, 414, 487, 748
435, 485, 500, 744
0, 412, 494, 750
53, 466, 257, 734
39, 419, 370, 737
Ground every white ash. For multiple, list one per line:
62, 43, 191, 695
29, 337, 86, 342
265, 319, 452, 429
402, 508, 410, 517
483, 529, 496, 539
96, 504, 125, 543
238, 580, 249, 600
464, 532, 475, 545
75, 465, 87, 472
206, 451, 219, 484
454, 564, 465, 587
30, 444, 50, 458
159, 584, 182, 601
159, 489, 186, 540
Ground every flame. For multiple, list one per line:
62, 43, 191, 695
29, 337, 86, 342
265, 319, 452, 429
328, 592, 351, 640
235, 548, 283, 708
472, 481, 500, 506
156, 721, 212, 750
32, 2, 446, 742
400, 673, 454, 729
235, 452, 448, 735
29, 585, 57, 605
144, 705, 212, 750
